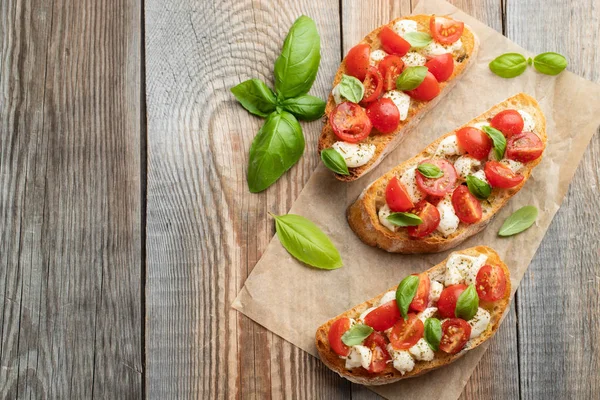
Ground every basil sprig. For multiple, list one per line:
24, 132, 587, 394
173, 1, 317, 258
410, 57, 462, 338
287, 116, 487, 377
466, 175, 491, 200
417, 163, 443, 179
404, 32, 433, 49
455, 284, 479, 320
387, 212, 423, 227
396, 275, 419, 320
498, 205, 538, 236
424, 318, 442, 351
337, 74, 365, 103
321, 148, 350, 175
532, 52, 568, 76
341, 323, 374, 346
396, 66, 428, 91
272, 213, 343, 269
482, 126, 507, 160
231, 16, 326, 193
490, 51, 568, 78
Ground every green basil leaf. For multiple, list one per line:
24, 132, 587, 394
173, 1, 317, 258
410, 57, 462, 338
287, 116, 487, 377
466, 175, 492, 200
321, 148, 349, 175
387, 212, 423, 227
272, 213, 343, 269
455, 284, 479, 320
396, 66, 428, 91
489, 53, 528, 78
417, 163, 443, 178
498, 205, 538, 237
248, 111, 304, 192
404, 32, 433, 49
341, 323, 373, 346
337, 74, 365, 103
231, 79, 277, 117
482, 125, 507, 160
396, 275, 419, 320
424, 318, 442, 351
274, 15, 321, 99
280, 95, 326, 121
533, 52, 568, 76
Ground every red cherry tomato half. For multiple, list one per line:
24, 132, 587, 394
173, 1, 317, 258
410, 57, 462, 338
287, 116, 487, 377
364, 332, 391, 373
379, 26, 411, 56
430, 16, 465, 45
330, 102, 372, 143
425, 54, 455, 82
364, 300, 402, 331
378, 55, 405, 91
415, 159, 458, 197
405, 72, 440, 102
407, 200, 441, 238
451, 185, 482, 224
506, 132, 544, 162
437, 284, 468, 319
345, 43, 371, 81
409, 273, 431, 312
456, 127, 493, 160
389, 313, 424, 350
385, 176, 414, 212
476, 264, 507, 302
491, 110, 524, 138
439, 318, 471, 354
484, 161, 524, 189
362, 66, 384, 103
366, 98, 400, 134
328, 317, 351, 356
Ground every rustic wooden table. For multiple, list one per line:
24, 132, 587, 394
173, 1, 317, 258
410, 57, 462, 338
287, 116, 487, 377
1, 0, 598, 398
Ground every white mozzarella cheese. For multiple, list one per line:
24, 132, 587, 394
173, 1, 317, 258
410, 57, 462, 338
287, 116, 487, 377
401, 52, 427, 67
428, 281, 443, 305
378, 204, 397, 232
332, 141, 376, 168
358, 307, 377, 322
345, 345, 373, 369
436, 195, 460, 237
435, 134, 465, 157
454, 155, 481, 179
500, 159, 524, 173
370, 49, 388, 65
400, 166, 425, 204
392, 19, 418, 38
418, 307, 438, 322
419, 39, 463, 57
409, 338, 435, 361
331, 84, 343, 105
387, 345, 415, 375
518, 109, 536, 132
465, 254, 488, 285
470, 121, 488, 130
445, 253, 488, 286
382, 90, 411, 121
468, 307, 491, 339
379, 290, 397, 305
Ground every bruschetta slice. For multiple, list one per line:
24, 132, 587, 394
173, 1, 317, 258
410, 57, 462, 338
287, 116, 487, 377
315, 246, 511, 385
348, 93, 546, 254
319, 15, 479, 181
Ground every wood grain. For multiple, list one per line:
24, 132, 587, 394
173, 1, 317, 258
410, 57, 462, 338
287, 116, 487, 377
0, 0, 142, 398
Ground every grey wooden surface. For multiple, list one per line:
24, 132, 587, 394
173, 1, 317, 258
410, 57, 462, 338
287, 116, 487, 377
1, 0, 598, 398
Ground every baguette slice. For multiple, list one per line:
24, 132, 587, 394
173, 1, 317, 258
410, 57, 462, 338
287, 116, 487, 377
348, 93, 546, 254
318, 14, 479, 182
315, 246, 511, 385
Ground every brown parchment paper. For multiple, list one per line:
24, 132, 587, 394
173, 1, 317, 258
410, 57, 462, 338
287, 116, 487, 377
232, 1, 600, 398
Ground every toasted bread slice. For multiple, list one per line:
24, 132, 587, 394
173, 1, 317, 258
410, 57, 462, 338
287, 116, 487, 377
315, 246, 511, 385
348, 93, 546, 254
318, 14, 479, 182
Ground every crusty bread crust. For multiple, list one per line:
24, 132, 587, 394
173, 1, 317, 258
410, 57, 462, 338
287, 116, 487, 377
318, 14, 480, 182
347, 93, 547, 254
315, 246, 511, 385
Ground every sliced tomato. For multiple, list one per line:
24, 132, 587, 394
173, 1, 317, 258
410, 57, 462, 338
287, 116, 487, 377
345, 43, 371, 81
484, 161, 524, 188
379, 26, 411, 56
364, 300, 401, 331
330, 102, 372, 143
491, 110, 524, 138
437, 284, 468, 318
385, 176, 414, 212
506, 132, 544, 162
364, 332, 391, 373
366, 98, 400, 134
439, 318, 471, 354
415, 159, 458, 197
405, 72, 440, 101
407, 200, 441, 238
409, 273, 430, 312
389, 313, 424, 350
456, 127, 493, 160
362, 66, 384, 103
451, 185, 482, 224
430, 16, 464, 45
425, 53, 454, 82
328, 317, 351, 356
476, 264, 507, 302
378, 55, 405, 91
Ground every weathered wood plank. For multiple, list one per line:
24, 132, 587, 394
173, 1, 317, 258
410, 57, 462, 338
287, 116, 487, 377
506, 1, 600, 398
0, 0, 142, 398
144, 0, 344, 398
